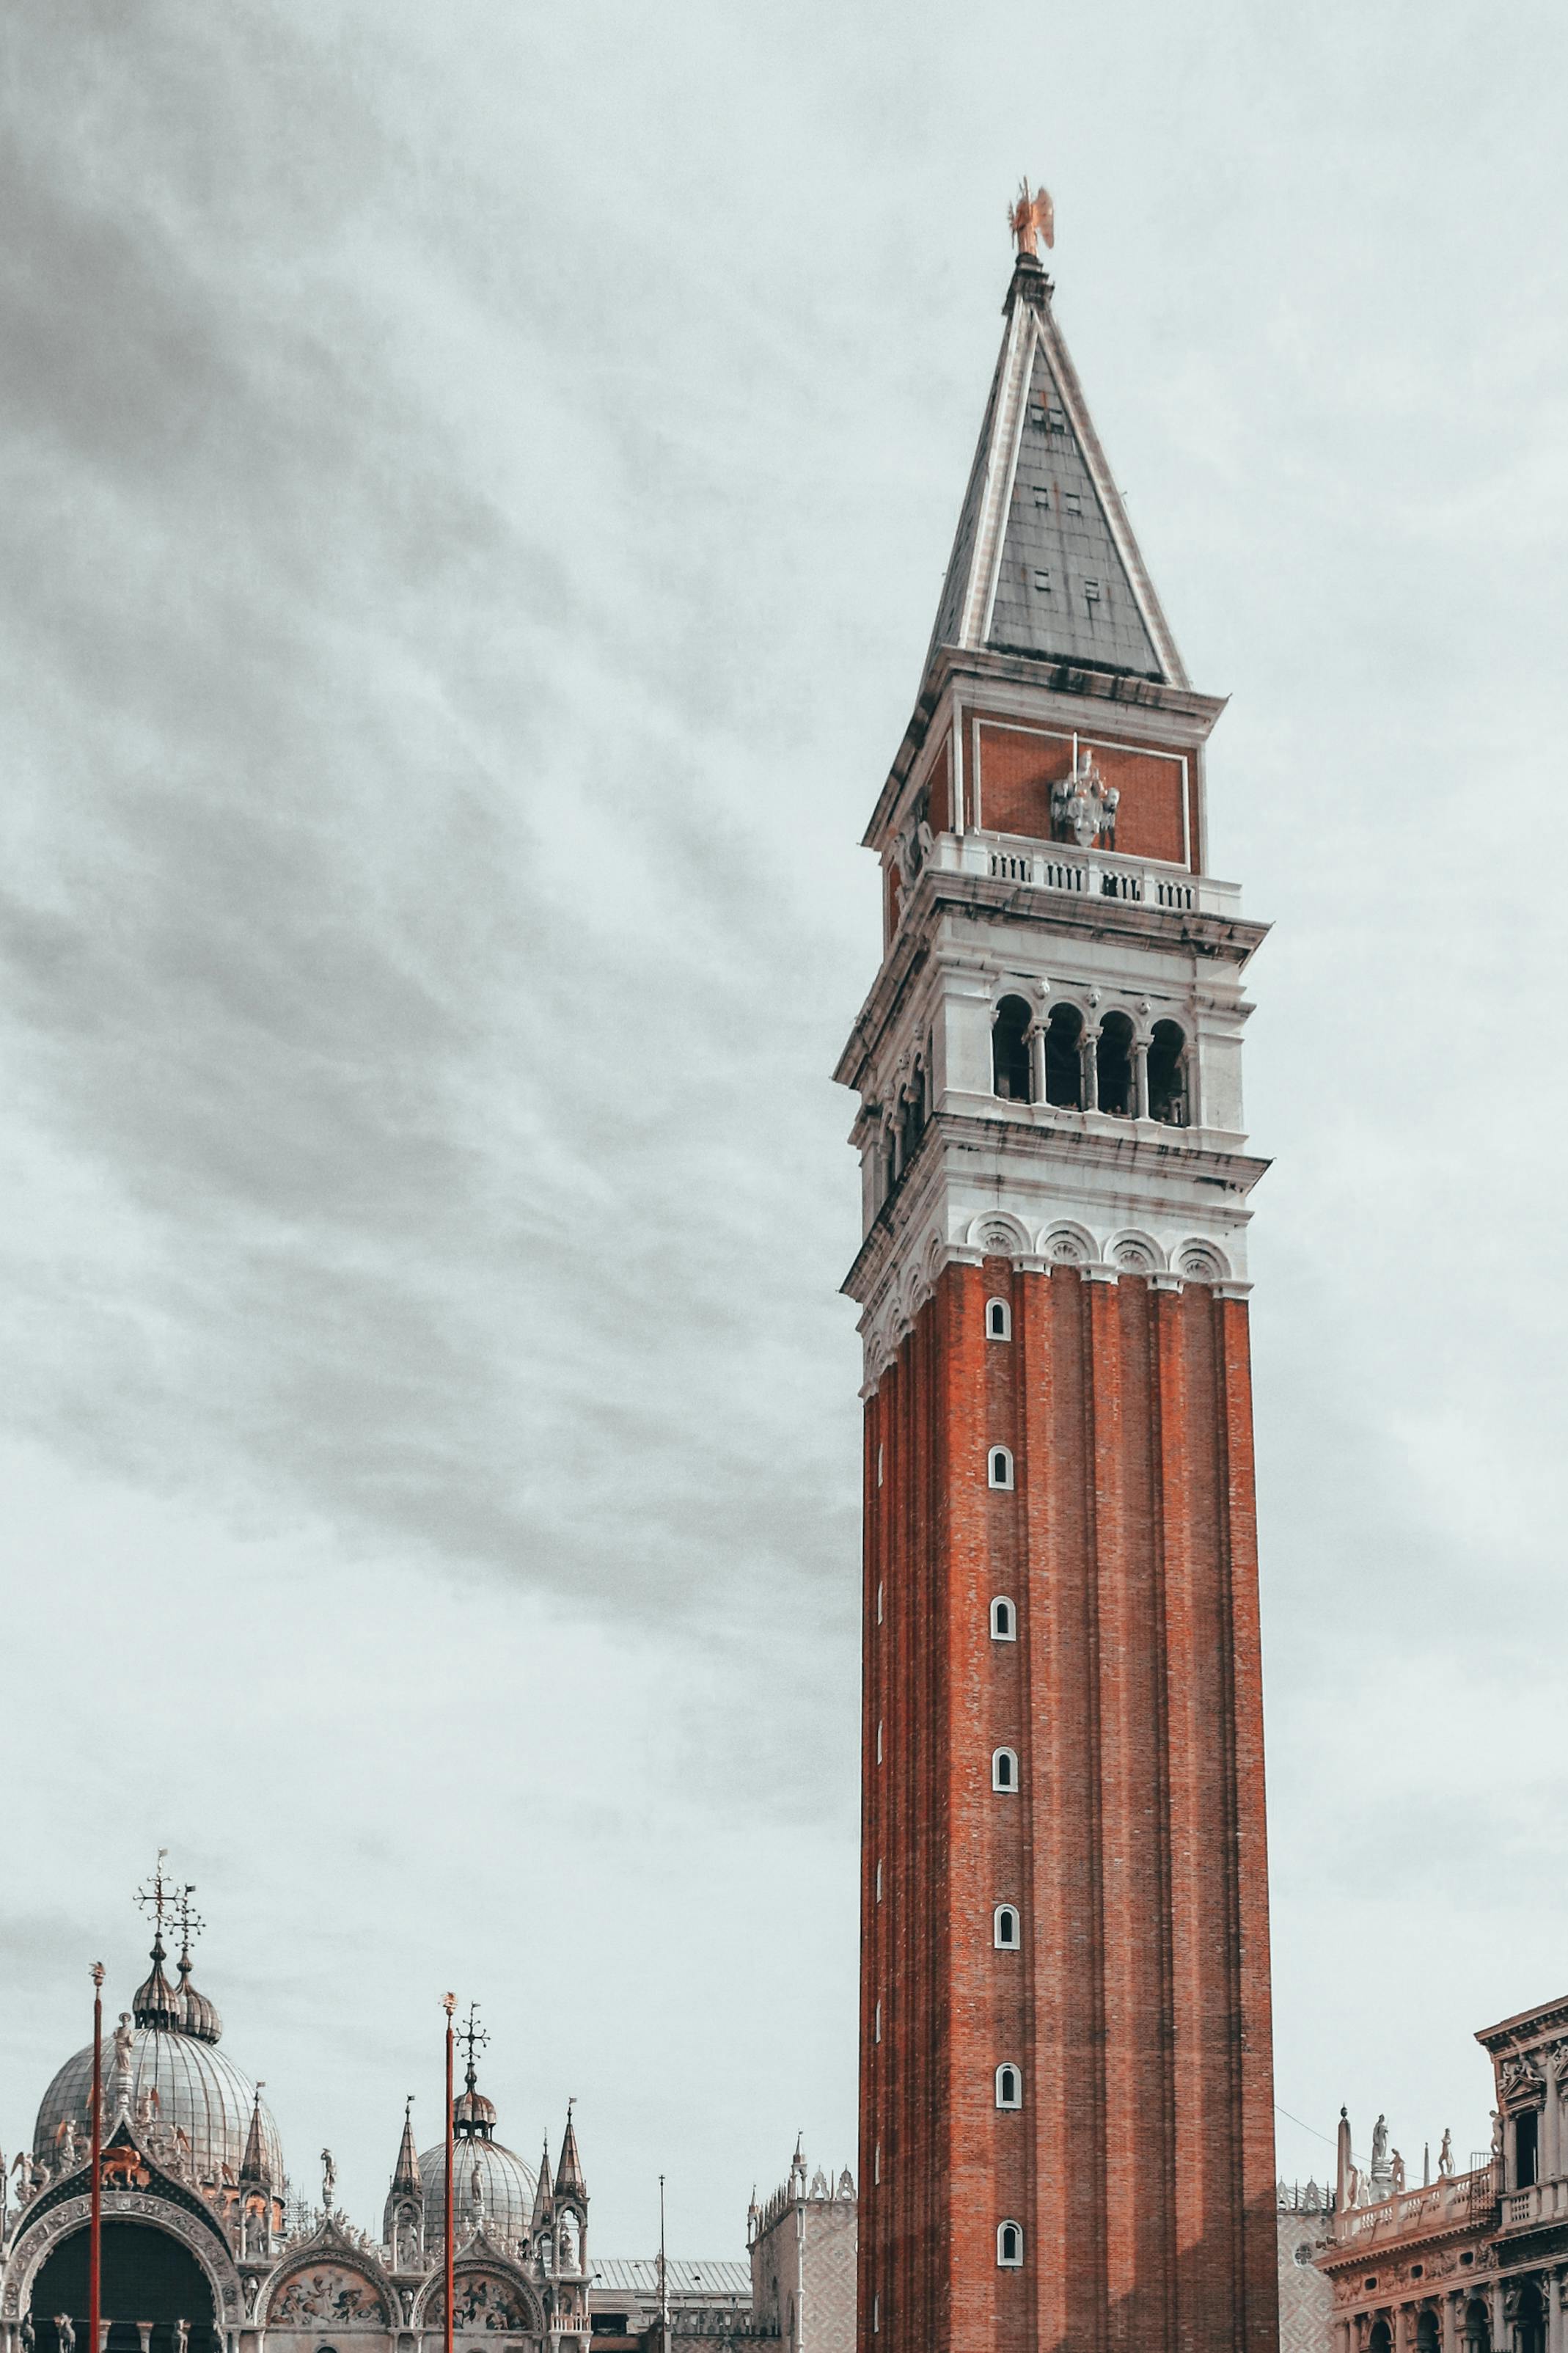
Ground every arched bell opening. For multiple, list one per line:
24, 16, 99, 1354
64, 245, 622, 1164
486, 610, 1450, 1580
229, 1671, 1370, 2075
28, 2222, 218, 2353
992, 996, 1033, 1103
1096, 1012, 1135, 1117
1148, 1019, 1188, 1125
1043, 1004, 1082, 1108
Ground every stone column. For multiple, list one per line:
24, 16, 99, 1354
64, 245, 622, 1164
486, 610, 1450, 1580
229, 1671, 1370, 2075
1183, 1035, 1201, 1130
1028, 1022, 1047, 1107
1132, 1037, 1151, 1120
1535, 2079, 1553, 2184
1547, 2270, 1565, 2353
1081, 1025, 1099, 1112
1441, 2290, 1459, 2353
1489, 2279, 1506, 2352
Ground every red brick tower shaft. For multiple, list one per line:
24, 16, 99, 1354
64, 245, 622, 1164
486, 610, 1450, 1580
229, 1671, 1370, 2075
837, 238, 1278, 2353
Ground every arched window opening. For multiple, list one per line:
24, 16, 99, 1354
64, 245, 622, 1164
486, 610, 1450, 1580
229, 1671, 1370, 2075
1148, 1019, 1187, 1125
992, 995, 1033, 1102
992, 1747, 1018, 1793
986, 1297, 1011, 1342
995, 2065, 1022, 2110
997, 2221, 1024, 2269
1044, 1003, 1083, 1108
989, 1597, 1016, 1642
1370, 2324, 1392, 2353
1516, 2109, 1540, 2189
987, 1446, 1014, 1491
1415, 2313, 1440, 2353
1516, 2280, 1546, 2353
1096, 1011, 1135, 1117
1462, 2298, 1491, 2353
993, 1904, 1019, 1949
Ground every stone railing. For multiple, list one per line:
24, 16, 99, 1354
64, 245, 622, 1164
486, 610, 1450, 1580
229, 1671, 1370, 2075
937, 828, 1242, 920
1499, 2178, 1568, 2231
1333, 2167, 1497, 2245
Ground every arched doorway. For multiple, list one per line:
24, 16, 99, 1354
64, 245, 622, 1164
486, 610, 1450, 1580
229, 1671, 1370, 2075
1514, 2280, 1545, 2353
29, 2221, 216, 2353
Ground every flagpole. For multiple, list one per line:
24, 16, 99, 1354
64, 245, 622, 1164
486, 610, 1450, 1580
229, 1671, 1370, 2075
443, 1995, 455, 2353
658, 2173, 668, 2350
89, 1964, 105, 2353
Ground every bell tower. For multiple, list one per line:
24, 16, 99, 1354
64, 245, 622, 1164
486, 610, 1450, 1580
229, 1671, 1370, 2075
836, 208, 1278, 2353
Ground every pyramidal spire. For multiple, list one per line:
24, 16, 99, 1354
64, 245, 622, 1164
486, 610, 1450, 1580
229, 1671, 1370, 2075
927, 211, 1187, 691
240, 2085, 271, 2189
392, 2096, 420, 2195
530, 2134, 554, 2229
554, 2100, 586, 2200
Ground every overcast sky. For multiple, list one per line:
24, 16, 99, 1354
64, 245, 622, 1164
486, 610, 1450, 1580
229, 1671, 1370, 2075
3, 0, 1568, 2258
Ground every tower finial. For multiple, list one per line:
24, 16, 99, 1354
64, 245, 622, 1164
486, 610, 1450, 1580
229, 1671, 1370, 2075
1008, 179, 1055, 260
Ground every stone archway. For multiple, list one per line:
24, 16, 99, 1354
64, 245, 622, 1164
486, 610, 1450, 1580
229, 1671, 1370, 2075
28, 2222, 216, 2353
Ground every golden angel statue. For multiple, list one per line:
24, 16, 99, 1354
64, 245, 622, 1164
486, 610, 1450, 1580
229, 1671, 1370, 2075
1008, 180, 1055, 259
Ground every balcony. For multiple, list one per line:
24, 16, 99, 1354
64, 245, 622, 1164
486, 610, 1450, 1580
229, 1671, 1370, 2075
939, 828, 1242, 919
1332, 2166, 1498, 2247
1498, 2177, 1568, 2232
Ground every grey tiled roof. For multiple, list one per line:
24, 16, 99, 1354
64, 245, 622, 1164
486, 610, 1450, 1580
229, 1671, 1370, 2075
925, 263, 1183, 689
592, 2258, 752, 2299
927, 343, 1006, 661
985, 342, 1162, 676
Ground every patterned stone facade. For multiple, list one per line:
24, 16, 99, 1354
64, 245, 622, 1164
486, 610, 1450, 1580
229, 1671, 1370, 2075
1278, 2185, 1335, 2353
747, 2150, 854, 2353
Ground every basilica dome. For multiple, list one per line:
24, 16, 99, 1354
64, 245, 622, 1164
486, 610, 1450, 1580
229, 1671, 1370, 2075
33, 1938, 282, 2188
418, 2066, 535, 2251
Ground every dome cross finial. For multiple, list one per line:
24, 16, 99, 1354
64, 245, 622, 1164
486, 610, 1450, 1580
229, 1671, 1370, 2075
458, 2000, 489, 2090
134, 1850, 175, 1942
173, 1884, 204, 1966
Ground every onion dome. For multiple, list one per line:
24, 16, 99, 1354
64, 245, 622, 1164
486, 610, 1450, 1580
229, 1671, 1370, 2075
35, 1939, 282, 2187
451, 2059, 497, 2139
132, 1935, 182, 2032
175, 1947, 222, 2045
35, 2024, 282, 2184
418, 2063, 535, 2250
